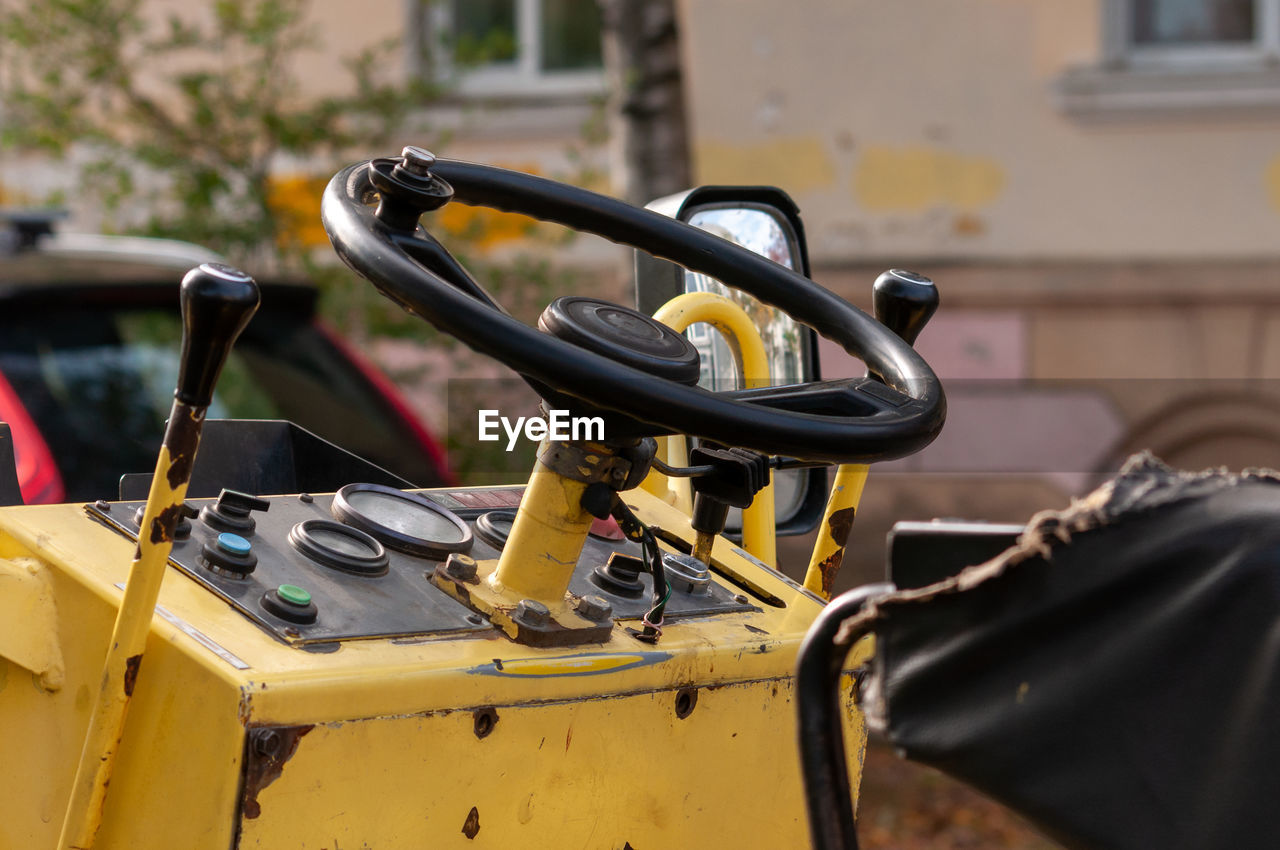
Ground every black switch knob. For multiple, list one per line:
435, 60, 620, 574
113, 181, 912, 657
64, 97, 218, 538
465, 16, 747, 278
177, 263, 260, 407
872, 269, 939, 346
200, 488, 271, 534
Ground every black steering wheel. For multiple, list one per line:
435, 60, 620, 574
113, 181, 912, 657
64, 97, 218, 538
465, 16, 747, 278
321, 153, 945, 464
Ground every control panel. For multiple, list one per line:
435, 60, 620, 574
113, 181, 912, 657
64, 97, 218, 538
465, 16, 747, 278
87, 483, 753, 646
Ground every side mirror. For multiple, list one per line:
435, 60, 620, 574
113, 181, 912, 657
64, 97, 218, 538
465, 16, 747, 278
634, 186, 826, 537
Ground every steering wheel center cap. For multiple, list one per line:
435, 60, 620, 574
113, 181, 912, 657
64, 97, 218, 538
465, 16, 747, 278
538, 296, 701, 385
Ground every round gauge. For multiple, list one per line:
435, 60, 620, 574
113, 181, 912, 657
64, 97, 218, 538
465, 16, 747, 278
288, 519, 389, 576
474, 509, 517, 551
332, 483, 473, 559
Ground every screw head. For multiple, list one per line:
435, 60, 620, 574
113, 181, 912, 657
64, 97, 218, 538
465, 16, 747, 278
400, 145, 436, 176
94, 499, 111, 511
253, 729, 281, 757
445, 553, 478, 581
576, 594, 613, 622
514, 598, 550, 627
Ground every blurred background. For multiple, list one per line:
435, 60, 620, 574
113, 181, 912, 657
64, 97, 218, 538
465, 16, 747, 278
3, 1, 1278, 846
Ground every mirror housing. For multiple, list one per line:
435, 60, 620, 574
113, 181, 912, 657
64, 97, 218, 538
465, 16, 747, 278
634, 185, 826, 537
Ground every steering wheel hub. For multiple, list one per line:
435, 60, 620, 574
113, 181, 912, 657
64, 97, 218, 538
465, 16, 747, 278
538, 297, 701, 385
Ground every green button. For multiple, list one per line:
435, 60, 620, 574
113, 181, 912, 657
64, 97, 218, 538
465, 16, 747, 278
277, 584, 312, 606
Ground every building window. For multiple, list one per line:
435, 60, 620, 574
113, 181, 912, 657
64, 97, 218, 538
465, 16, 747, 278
419, 0, 605, 98
1105, 0, 1280, 68
1056, 0, 1280, 117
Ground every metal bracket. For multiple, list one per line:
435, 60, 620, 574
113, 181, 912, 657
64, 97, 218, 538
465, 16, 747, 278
432, 562, 614, 648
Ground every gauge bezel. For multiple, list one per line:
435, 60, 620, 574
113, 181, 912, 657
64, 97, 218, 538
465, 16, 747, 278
331, 482, 473, 559
288, 518, 390, 576
474, 508, 517, 551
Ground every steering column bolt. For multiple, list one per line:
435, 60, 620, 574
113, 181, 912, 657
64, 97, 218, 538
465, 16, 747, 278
576, 594, 613, 622
444, 552, 478, 582
514, 599, 550, 627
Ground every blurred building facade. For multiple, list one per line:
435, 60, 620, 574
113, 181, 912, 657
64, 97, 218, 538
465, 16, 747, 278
6, 0, 1280, 581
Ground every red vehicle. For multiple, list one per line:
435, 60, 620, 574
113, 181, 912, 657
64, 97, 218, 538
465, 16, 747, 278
0, 212, 450, 503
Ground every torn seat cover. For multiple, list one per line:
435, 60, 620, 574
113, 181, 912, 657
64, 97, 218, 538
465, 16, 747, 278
848, 453, 1280, 850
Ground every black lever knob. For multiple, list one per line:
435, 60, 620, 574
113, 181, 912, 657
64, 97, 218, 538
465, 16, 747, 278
200, 488, 271, 534
872, 269, 938, 346
177, 263, 260, 406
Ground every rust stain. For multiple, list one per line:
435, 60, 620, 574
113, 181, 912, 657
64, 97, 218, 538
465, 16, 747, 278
826, 506, 856, 545
166, 450, 194, 490
123, 654, 142, 696
240, 725, 314, 819
462, 806, 481, 839
149, 503, 183, 544
817, 551, 845, 598
821, 506, 857, 596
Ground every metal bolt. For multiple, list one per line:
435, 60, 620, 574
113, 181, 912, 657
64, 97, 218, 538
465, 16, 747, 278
400, 146, 436, 176
514, 598, 550, 627
734, 594, 750, 605
253, 729, 281, 757
94, 499, 110, 511
576, 594, 613, 622
298, 493, 314, 504
445, 553, 478, 581
466, 614, 484, 625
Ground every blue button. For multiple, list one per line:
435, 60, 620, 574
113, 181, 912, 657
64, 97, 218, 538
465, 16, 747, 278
216, 532, 252, 556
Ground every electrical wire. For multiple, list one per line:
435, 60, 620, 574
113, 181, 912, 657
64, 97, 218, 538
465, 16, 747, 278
609, 497, 669, 643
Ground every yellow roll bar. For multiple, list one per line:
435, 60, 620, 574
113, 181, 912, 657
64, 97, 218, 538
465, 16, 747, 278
646, 292, 777, 567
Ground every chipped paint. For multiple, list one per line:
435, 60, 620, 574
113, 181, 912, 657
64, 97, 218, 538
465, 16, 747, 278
240, 725, 314, 820
462, 806, 481, 840
122, 655, 142, 697
695, 137, 836, 192
853, 145, 1004, 212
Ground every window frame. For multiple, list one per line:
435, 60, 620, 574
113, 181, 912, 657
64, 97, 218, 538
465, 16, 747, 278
1103, 0, 1280, 70
415, 0, 605, 100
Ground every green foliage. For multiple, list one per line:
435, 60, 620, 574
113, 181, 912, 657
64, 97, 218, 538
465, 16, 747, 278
0, 0, 609, 484
0, 0, 441, 262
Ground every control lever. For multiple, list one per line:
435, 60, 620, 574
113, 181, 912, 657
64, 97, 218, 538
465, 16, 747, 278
688, 446, 770, 565
802, 269, 939, 599
872, 268, 938, 345
59, 263, 259, 850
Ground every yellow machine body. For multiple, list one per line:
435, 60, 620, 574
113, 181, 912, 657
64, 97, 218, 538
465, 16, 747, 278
0, 486, 868, 848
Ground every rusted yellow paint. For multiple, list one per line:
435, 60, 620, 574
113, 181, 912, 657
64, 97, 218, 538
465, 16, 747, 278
695, 137, 836, 192
59, 405, 203, 850
804, 464, 870, 599
1265, 155, 1280, 213
0, 483, 869, 848
853, 145, 1005, 212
